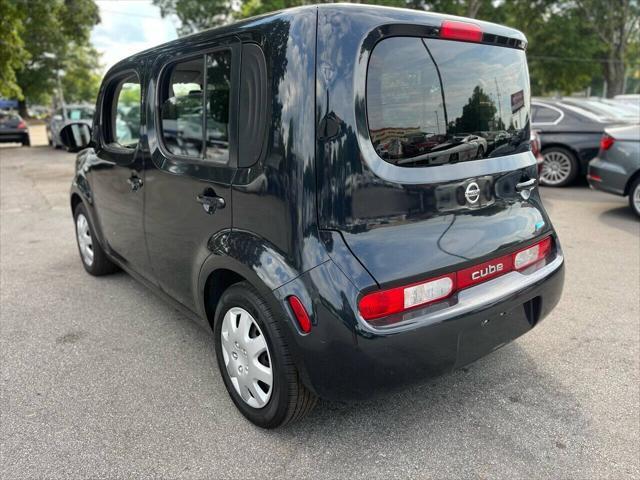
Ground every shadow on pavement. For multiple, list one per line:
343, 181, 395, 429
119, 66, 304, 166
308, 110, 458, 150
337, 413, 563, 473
599, 206, 639, 234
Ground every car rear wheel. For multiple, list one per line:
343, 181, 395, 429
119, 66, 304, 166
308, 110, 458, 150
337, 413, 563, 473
73, 203, 119, 276
540, 147, 578, 187
629, 177, 640, 218
214, 282, 317, 428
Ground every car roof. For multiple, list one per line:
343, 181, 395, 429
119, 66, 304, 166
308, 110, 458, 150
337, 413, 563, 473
106, 4, 526, 75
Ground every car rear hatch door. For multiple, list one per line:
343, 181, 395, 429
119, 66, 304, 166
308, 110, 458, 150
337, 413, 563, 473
318, 23, 553, 288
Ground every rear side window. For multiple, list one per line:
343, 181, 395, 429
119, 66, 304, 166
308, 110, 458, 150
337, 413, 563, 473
532, 105, 561, 123
103, 72, 141, 149
366, 37, 530, 166
113, 78, 141, 147
158, 51, 232, 163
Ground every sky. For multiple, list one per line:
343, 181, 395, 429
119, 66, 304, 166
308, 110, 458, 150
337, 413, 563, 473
91, 0, 178, 72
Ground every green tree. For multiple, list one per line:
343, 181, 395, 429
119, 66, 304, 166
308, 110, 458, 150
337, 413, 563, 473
60, 46, 102, 104
0, 0, 29, 99
13, 0, 100, 115
574, 0, 639, 97
239, 0, 406, 19
152, 0, 233, 35
153, 0, 408, 32
412, 0, 497, 19
498, 0, 604, 96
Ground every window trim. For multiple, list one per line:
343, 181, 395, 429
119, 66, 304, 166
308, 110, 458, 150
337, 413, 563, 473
350, 26, 535, 185
154, 42, 239, 168
364, 35, 531, 166
100, 68, 143, 156
531, 102, 564, 126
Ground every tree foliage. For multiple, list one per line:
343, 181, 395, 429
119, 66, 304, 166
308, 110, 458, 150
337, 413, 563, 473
152, 0, 233, 35
573, 0, 639, 96
0, 0, 101, 113
0, 0, 29, 99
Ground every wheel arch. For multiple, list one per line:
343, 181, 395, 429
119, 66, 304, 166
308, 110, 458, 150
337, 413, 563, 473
202, 268, 247, 330
197, 232, 301, 332
70, 192, 83, 214
624, 169, 640, 196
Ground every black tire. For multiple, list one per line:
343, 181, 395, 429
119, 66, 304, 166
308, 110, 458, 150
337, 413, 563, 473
22, 135, 30, 147
629, 177, 640, 218
73, 203, 119, 276
540, 146, 579, 187
214, 282, 317, 428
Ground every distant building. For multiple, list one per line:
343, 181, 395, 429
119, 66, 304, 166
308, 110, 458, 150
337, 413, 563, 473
370, 126, 422, 145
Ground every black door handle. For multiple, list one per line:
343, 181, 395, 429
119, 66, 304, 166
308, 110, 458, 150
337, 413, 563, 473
196, 192, 226, 214
127, 175, 143, 192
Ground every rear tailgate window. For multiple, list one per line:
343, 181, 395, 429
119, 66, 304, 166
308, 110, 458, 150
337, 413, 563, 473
366, 37, 530, 166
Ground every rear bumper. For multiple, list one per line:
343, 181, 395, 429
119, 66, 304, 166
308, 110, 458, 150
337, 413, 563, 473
588, 157, 628, 196
276, 250, 565, 401
0, 131, 28, 143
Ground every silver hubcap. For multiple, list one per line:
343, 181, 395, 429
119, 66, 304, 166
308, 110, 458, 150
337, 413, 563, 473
76, 214, 94, 266
541, 151, 572, 185
220, 307, 273, 409
633, 185, 640, 213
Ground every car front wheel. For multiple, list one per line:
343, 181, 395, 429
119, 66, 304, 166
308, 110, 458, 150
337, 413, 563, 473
214, 282, 317, 428
540, 147, 578, 187
73, 203, 119, 276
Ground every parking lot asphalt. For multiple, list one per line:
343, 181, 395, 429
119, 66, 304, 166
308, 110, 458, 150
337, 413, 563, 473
1, 144, 639, 479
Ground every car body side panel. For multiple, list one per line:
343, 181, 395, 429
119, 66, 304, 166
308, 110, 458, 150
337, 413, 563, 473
536, 130, 603, 173
231, 9, 328, 280
589, 139, 640, 196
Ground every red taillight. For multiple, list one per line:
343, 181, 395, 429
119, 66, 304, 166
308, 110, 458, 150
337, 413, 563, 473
17, 120, 26, 129
600, 135, 615, 152
359, 274, 455, 321
287, 296, 312, 333
514, 237, 552, 271
440, 20, 483, 42
358, 237, 553, 323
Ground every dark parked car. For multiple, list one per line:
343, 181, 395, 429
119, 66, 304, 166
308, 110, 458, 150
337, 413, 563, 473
532, 99, 621, 187
62, 5, 564, 428
0, 111, 30, 146
588, 125, 640, 217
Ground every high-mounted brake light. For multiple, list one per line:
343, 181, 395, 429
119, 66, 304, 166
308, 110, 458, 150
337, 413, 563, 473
440, 20, 483, 42
599, 134, 615, 152
287, 296, 312, 333
358, 237, 553, 323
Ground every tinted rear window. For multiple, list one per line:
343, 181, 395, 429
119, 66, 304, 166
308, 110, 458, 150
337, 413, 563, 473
366, 37, 530, 166
532, 105, 561, 123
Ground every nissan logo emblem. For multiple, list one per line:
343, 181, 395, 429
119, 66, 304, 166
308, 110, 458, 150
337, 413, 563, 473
465, 182, 481, 204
